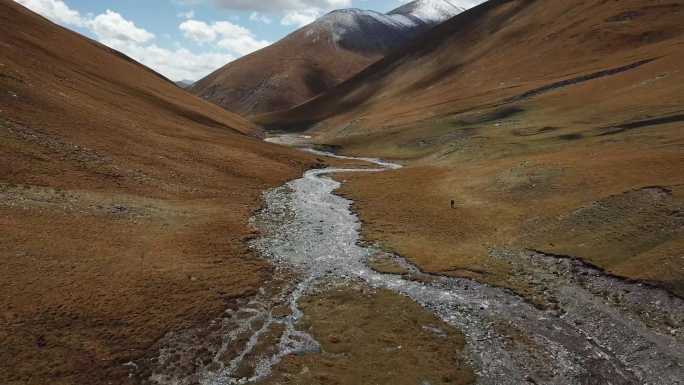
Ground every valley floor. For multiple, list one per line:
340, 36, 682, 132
334, 123, 684, 299
138, 138, 683, 385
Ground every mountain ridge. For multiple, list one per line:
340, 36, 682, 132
189, 0, 466, 116
256, 0, 684, 298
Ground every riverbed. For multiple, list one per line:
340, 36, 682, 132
147, 137, 684, 385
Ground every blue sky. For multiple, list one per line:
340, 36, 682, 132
14, 0, 481, 81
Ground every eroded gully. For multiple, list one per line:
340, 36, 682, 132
146, 137, 683, 385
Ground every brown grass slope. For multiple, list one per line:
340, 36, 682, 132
260, 0, 684, 296
190, 25, 380, 117
0, 1, 317, 384
189, 2, 454, 117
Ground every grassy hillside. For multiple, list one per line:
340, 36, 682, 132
260, 0, 684, 297
0, 1, 317, 384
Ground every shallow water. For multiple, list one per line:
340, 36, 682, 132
147, 143, 683, 385
250, 148, 684, 385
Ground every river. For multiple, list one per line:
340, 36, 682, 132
148, 135, 684, 385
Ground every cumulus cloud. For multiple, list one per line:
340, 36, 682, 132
180, 19, 270, 55
208, 0, 351, 12
212, 21, 270, 54
89, 14, 232, 80
88, 10, 155, 44
15, 0, 85, 26
104, 39, 234, 81
204, 0, 350, 26
179, 19, 217, 43
13, 0, 270, 81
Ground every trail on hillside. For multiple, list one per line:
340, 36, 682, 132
147, 136, 683, 385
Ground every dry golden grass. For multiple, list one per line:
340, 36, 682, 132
265, 0, 684, 296
260, 286, 474, 385
0, 2, 317, 383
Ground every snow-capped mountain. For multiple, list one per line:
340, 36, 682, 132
191, 0, 468, 116
305, 8, 420, 54
308, 1, 466, 53
390, 0, 468, 24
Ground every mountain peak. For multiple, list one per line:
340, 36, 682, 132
389, 0, 467, 24
190, 0, 467, 116
307, 0, 466, 48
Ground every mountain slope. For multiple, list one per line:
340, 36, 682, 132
176, 79, 194, 88
390, 0, 468, 23
259, 0, 684, 296
189, 0, 465, 116
0, 1, 317, 384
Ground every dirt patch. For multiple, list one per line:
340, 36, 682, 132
260, 285, 475, 385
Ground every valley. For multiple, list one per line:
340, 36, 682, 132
135, 137, 683, 385
248, 141, 683, 385
259, 0, 684, 297
190, 0, 466, 116
2, 0, 683, 384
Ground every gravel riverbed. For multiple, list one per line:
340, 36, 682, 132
146, 145, 683, 385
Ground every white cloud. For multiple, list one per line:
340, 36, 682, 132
13, 0, 271, 81
15, 0, 85, 26
206, 0, 351, 12
180, 19, 270, 55
88, 10, 155, 44
202, 0, 354, 28
280, 9, 321, 27
179, 19, 217, 43
90, 13, 233, 81
249, 12, 272, 24
103, 39, 234, 81
213, 21, 270, 55
397, 0, 486, 8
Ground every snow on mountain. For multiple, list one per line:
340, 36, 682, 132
389, 0, 467, 24
315, 8, 410, 32
191, 0, 470, 116
305, 0, 466, 52
313, 0, 466, 33
308, 8, 414, 50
